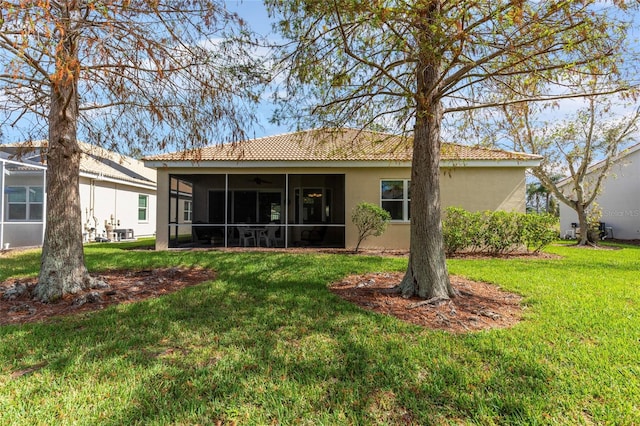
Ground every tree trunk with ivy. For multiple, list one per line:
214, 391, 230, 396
575, 202, 593, 246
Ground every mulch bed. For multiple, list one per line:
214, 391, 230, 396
0, 268, 215, 326
0, 249, 543, 332
330, 273, 523, 333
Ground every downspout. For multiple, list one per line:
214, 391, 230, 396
113, 181, 117, 228
90, 179, 94, 220
92, 173, 102, 233
91, 178, 95, 225
86, 177, 96, 240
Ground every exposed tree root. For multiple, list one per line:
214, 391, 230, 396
407, 296, 450, 309
380, 285, 402, 294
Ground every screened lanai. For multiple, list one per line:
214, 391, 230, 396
1, 153, 47, 249
167, 173, 345, 248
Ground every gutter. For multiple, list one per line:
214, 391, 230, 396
143, 159, 542, 169
80, 171, 157, 191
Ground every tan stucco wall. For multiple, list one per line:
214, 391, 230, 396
345, 166, 525, 249
156, 168, 170, 250
440, 167, 526, 212
153, 166, 526, 250
344, 168, 408, 250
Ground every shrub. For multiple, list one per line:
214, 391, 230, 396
466, 211, 485, 251
521, 213, 558, 253
351, 202, 391, 252
442, 207, 558, 255
480, 210, 523, 254
442, 207, 473, 255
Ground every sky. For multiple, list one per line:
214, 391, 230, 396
227, 0, 274, 38
226, 0, 286, 139
1, 1, 639, 148
235, 0, 640, 140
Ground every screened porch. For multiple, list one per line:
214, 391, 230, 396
167, 173, 345, 248
1, 155, 47, 249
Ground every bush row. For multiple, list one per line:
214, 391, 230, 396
443, 207, 558, 255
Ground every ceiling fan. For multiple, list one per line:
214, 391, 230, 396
250, 177, 272, 185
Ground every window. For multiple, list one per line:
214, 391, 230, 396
138, 194, 149, 222
381, 180, 410, 221
294, 188, 332, 224
183, 200, 193, 222
6, 186, 43, 221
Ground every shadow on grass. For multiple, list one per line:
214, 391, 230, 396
0, 250, 41, 281
0, 250, 554, 424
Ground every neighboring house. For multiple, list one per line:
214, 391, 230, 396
0, 151, 47, 249
1, 141, 157, 249
144, 128, 541, 250
558, 142, 640, 240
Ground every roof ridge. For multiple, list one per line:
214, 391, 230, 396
443, 141, 542, 159
1, 139, 146, 163
1, 140, 157, 186
143, 128, 541, 164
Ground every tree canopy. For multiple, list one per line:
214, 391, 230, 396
0, 0, 266, 153
0, 1, 265, 301
266, 0, 636, 299
268, 1, 633, 132
491, 92, 640, 245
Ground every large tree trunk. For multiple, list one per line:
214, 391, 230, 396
576, 203, 591, 246
399, 10, 455, 299
399, 109, 454, 299
33, 15, 94, 302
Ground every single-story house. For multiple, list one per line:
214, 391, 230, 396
0, 151, 47, 249
144, 128, 541, 250
559, 142, 640, 240
1, 141, 157, 249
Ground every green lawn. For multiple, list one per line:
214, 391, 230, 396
0, 241, 638, 425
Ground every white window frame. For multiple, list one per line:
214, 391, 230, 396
183, 200, 193, 222
380, 179, 410, 222
5, 186, 44, 222
138, 194, 149, 223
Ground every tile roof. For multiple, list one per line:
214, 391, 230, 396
0, 141, 156, 187
0, 151, 46, 170
145, 128, 541, 164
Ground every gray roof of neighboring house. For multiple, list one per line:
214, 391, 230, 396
0, 150, 47, 170
556, 142, 640, 188
144, 128, 542, 165
0, 141, 156, 188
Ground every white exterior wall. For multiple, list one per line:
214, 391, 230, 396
559, 147, 640, 240
1, 171, 46, 248
79, 176, 156, 240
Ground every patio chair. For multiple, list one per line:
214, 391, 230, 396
238, 226, 257, 247
255, 227, 270, 247
599, 222, 613, 240
266, 225, 284, 247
